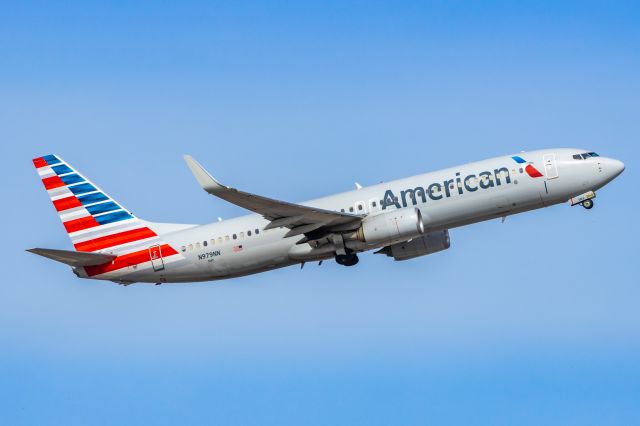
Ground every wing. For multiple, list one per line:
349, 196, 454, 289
184, 155, 363, 239
27, 248, 116, 267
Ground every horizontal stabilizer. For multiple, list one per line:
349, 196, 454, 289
27, 248, 116, 267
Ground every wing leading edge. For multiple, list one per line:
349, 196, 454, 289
183, 155, 363, 238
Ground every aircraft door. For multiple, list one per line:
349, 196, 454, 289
540, 153, 564, 202
149, 245, 165, 271
543, 154, 559, 180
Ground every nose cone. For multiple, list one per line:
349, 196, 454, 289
599, 157, 625, 187
609, 158, 625, 178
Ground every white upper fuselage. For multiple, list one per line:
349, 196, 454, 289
77, 148, 624, 283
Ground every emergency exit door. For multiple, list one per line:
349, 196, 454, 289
149, 245, 165, 272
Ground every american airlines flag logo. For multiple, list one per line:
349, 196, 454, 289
512, 156, 544, 178
232, 245, 243, 253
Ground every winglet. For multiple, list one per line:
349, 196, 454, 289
183, 155, 227, 194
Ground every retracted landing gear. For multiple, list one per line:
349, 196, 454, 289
335, 252, 359, 267
582, 199, 594, 210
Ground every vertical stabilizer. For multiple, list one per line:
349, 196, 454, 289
31, 154, 181, 279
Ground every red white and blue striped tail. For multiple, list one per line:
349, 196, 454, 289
33, 155, 141, 238
32, 154, 179, 278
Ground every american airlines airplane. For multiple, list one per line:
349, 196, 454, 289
28, 149, 624, 285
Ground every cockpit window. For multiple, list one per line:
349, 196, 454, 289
576, 152, 600, 159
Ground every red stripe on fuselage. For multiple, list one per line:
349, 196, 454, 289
63, 216, 100, 233
33, 157, 47, 168
84, 244, 179, 277
74, 227, 157, 252
42, 175, 65, 190
525, 164, 544, 178
53, 196, 83, 212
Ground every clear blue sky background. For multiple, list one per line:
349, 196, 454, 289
1, 1, 639, 424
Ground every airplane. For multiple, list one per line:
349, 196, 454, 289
28, 149, 624, 285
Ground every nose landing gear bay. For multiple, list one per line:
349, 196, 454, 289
569, 191, 596, 210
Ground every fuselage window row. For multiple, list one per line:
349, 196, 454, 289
181, 228, 261, 252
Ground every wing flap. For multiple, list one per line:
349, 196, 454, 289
283, 222, 325, 238
27, 248, 116, 267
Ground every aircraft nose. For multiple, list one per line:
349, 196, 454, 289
609, 158, 625, 178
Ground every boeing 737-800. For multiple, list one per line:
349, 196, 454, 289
28, 149, 624, 285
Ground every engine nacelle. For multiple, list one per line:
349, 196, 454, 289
376, 230, 450, 261
355, 207, 424, 245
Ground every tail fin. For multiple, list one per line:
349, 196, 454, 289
31, 155, 187, 281
32, 154, 156, 253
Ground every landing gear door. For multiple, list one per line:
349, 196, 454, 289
543, 154, 559, 180
149, 245, 165, 272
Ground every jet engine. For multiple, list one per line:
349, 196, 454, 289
376, 230, 450, 261
355, 207, 424, 245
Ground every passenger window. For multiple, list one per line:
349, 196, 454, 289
349, 207, 354, 212
203, 240, 208, 247
372, 201, 377, 207
240, 232, 245, 239
181, 246, 186, 252
225, 235, 230, 242
519, 168, 524, 173
358, 204, 363, 211
211, 239, 215, 246
196, 242, 201, 249
218, 237, 223, 244
188, 244, 193, 251
340, 209, 345, 213
255, 229, 260, 235
232, 234, 237, 240
248, 230, 252, 236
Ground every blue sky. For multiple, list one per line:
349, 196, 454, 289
1, 1, 639, 424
